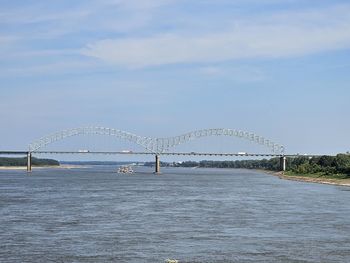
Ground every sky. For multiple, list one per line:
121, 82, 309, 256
0, 0, 349, 157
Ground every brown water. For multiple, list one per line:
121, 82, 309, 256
0, 166, 349, 262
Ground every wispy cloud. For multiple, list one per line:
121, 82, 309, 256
100, 0, 175, 10
0, 60, 98, 77
0, 0, 173, 40
2, 1, 350, 77
199, 66, 265, 82
81, 4, 350, 67
0, 35, 18, 46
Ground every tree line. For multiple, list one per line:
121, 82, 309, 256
145, 154, 350, 177
0, 157, 59, 166
286, 154, 350, 176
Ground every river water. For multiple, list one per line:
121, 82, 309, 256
0, 166, 349, 263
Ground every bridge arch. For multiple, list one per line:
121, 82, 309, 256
156, 128, 284, 154
29, 127, 284, 154
28, 126, 154, 152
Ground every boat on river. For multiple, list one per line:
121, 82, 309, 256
117, 166, 134, 174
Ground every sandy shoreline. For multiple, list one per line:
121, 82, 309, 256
263, 170, 350, 187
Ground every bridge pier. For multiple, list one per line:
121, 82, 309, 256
27, 152, 32, 172
154, 155, 161, 174
280, 156, 286, 172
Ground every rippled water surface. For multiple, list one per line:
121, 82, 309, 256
1, 166, 350, 262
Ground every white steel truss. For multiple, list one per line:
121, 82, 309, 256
29, 127, 285, 154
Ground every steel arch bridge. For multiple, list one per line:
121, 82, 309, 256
29, 126, 285, 154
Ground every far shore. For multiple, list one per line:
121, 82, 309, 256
0, 164, 90, 170
262, 170, 350, 187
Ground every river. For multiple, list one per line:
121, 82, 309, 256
0, 166, 349, 262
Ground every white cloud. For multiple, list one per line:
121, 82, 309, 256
81, 5, 350, 68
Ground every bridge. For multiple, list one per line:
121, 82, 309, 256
0, 126, 290, 173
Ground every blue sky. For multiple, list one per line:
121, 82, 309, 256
0, 0, 349, 156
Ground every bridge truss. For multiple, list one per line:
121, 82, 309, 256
29, 126, 285, 154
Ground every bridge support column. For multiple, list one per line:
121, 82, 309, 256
154, 155, 161, 174
27, 152, 32, 172
280, 156, 286, 172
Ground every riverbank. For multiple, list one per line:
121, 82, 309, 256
264, 170, 350, 187
0, 164, 88, 170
